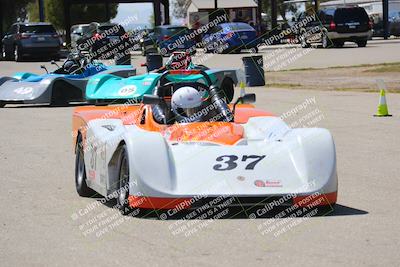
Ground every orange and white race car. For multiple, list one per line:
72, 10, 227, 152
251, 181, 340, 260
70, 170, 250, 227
72, 70, 337, 217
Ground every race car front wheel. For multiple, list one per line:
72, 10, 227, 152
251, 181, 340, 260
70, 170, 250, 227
75, 135, 96, 197
116, 145, 132, 215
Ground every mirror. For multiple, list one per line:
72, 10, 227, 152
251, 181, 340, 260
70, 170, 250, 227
40, 65, 48, 73
241, 93, 256, 104
142, 94, 162, 105
51, 60, 60, 68
232, 93, 256, 114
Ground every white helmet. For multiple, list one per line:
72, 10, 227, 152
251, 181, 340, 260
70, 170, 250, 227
171, 86, 204, 122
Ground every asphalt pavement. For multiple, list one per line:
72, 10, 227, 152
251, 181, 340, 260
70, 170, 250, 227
0, 41, 400, 266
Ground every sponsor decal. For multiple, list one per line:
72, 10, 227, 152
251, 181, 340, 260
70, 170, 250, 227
118, 85, 137, 96
265, 180, 282, 187
14, 87, 33, 95
254, 179, 283, 187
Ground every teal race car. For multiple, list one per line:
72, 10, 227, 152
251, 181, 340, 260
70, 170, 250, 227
85, 52, 243, 104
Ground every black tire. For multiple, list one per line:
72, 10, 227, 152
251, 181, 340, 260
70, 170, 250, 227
231, 47, 241, 54
116, 145, 132, 215
333, 41, 344, 48
220, 78, 235, 103
0, 101, 6, 108
50, 85, 69, 107
94, 100, 108, 106
14, 45, 23, 62
357, 40, 367, 47
299, 30, 311, 48
321, 32, 329, 48
316, 204, 336, 215
75, 135, 96, 197
1, 44, 13, 61
204, 45, 212, 53
141, 46, 146, 56
1, 45, 8, 60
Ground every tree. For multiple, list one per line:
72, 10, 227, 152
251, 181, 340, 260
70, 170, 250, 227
27, 0, 118, 30
172, 0, 187, 19
2, 0, 32, 32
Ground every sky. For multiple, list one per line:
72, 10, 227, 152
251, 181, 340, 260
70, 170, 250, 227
111, 3, 183, 30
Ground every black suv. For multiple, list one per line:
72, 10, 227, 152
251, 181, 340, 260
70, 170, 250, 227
296, 6, 372, 48
1, 22, 61, 61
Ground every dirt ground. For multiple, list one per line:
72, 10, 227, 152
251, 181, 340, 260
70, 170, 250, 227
266, 63, 400, 92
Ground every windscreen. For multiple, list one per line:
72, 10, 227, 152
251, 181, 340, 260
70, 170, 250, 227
98, 25, 125, 36
225, 23, 254, 31
165, 27, 189, 35
20, 25, 56, 34
335, 8, 369, 23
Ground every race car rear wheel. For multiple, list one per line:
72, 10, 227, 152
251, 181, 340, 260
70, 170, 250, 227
75, 135, 96, 197
116, 145, 132, 215
0, 101, 5, 108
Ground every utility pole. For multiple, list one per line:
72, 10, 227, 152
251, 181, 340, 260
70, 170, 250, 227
38, 0, 45, 22
382, 0, 389, 39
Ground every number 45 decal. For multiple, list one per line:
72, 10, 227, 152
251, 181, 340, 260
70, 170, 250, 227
213, 155, 266, 171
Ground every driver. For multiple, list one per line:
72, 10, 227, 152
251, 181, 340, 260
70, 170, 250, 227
171, 86, 207, 123
165, 52, 192, 70
64, 52, 86, 74
63, 60, 79, 73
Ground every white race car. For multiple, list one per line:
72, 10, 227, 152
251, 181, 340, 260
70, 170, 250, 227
72, 70, 337, 216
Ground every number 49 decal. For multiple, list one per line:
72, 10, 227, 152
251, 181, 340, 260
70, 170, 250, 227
213, 155, 266, 171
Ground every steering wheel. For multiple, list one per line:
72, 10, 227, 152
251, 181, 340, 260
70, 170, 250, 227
64, 52, 88, 74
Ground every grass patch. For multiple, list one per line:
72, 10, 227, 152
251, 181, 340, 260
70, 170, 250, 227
266, 83, 302, 88
266, 62, 400, 72
364, 63, 400, 72
333, 88, 400, 93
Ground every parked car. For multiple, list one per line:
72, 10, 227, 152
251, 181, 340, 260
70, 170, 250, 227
296, 6, 372, 48
77, 22, 130, 60
202, 22, 259, 54
389, 11, 400, 36
70, 24, 90, 49
140, 25, 196, 56
1, 22, 61, 61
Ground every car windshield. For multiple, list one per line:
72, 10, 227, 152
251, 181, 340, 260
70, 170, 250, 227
335, 8, 369, 23
81, 25, 90, 34
20, 25, 56, 34
389, 11, 400, 18
224, 23, 254, 31
98, 25, 125, 36
165, 27, 189, 35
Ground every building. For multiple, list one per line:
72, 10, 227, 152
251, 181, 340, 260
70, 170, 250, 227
185, 0, 259, 28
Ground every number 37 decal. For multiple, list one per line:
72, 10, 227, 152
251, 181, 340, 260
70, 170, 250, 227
213, 155, 266, 171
